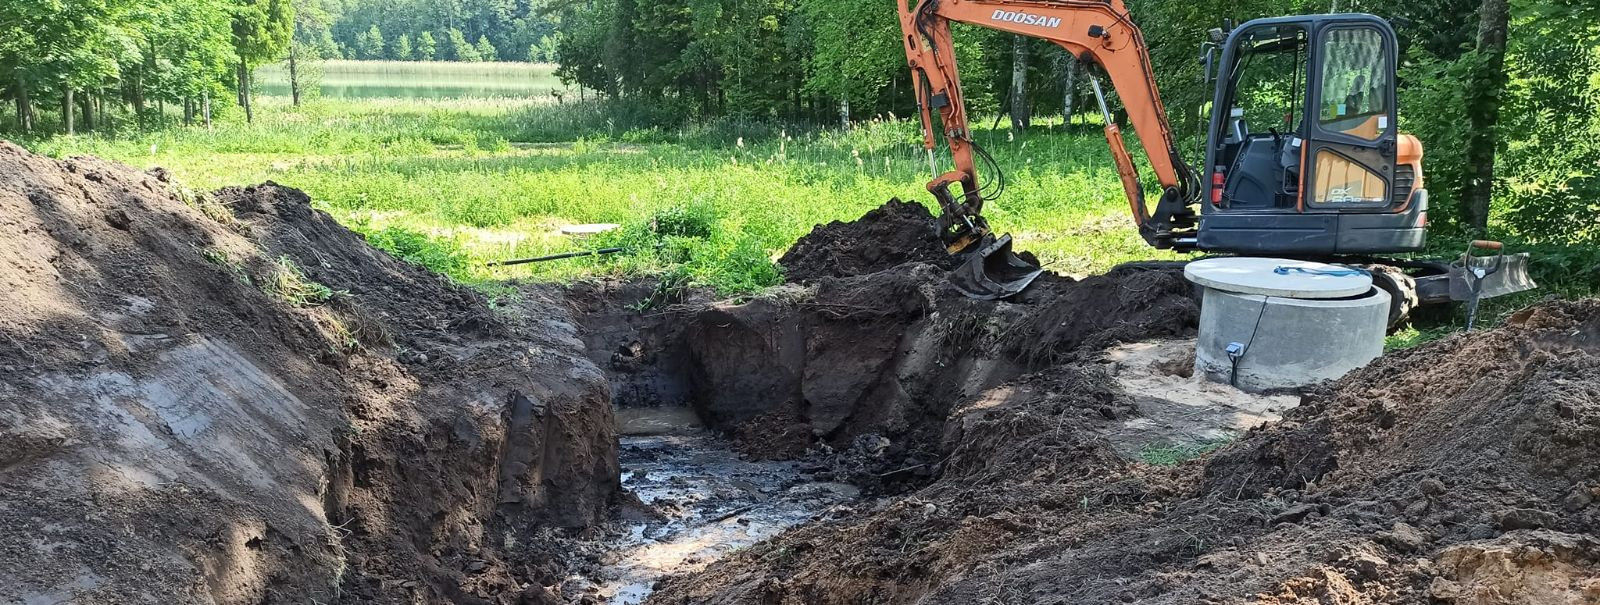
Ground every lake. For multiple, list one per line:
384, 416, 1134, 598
255, 60, 571, 100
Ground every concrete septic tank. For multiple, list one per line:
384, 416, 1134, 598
1185, 257, 1390, 392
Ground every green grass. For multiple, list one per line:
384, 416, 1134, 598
25, 96, 1180, 293
17, 94, 1595, 323
1139, 438, 1232, 466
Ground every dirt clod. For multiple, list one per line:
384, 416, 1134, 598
778, 198, 953, 283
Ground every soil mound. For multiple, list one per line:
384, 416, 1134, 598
646, 298, 1600, 604
0, 143, 617, 604
778, 198, 953, 283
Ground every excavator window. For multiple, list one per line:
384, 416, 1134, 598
1214, 23, 1309, 210
1228, 25, 1308, 134
1318, 27, 1391, 140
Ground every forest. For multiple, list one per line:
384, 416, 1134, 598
1, 0, 1596, 245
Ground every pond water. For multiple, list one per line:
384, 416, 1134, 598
254, 60, 569, 100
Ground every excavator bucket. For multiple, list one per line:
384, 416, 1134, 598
948, 233, 1045, 300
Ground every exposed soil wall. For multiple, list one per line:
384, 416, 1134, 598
0, 143, 618, 604
646, 299, 1600, 604
564, 201, 1198, 490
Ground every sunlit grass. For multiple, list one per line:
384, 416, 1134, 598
27, 97, 1185, 292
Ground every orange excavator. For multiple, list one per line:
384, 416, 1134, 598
899, 0, 1531, 315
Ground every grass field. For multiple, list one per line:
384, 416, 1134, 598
30, 95, 1181, 291
21, 89, 1592, 340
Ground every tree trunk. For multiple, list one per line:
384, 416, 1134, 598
183, 98, 194, 126
238, 60, 254, 123
64, 86, 74, 134
204, 89, 213, 129
288, 44, 301, 106
1061, 54, 1078, 124
1462, 0, 1509, 234
132, 69, 146, 128
839, 97, 850, 129
14, 75, 33, 132
79, 89, 93, 132
1010, 36, 1030, 130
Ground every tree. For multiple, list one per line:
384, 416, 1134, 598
417, 30, 437, 61
231, 0, 294, 122
360, 24, 384, 58
447, 28, 479, 62
538, 34, 560, 62
394, 33, 412, 60
475, 35, 498, 62
1461, 0, 1510, 234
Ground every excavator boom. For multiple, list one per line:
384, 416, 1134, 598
898, 0, 1199, 253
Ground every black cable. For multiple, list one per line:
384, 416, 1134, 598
1229, 295, 1272, 387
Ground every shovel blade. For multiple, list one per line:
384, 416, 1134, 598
1447, 252, 1537, 301
948, 234, 1045, 300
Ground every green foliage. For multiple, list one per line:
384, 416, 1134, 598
355, 24, 384, 59
1395, 50, 1484, 236
1139, 438, 1231, 466
393, 33, 412, 61
1495, 4, 1600, 245
447, 28, 480, 62
474, 36, 498, 62
231, 0, 294, 68
416, 30, 436, 61
357, 224, 471, 281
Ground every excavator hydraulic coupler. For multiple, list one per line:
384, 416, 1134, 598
948, 233, 1045, 300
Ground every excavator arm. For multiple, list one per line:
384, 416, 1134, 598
898, 0, 1199, 249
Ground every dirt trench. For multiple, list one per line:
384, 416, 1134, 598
0, 143, 616, 604
637, 299, 1600, 605
561, 201, 1600, 605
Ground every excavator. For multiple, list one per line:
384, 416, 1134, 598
897, 0, 1532, 320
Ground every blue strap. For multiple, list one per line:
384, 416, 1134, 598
1273, 265, 1370, 277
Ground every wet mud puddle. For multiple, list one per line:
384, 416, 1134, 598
579, 408, 859, 604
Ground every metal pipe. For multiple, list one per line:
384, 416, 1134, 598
486, 247, 626, 267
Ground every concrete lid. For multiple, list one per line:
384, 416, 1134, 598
1184, 257, 1372, 299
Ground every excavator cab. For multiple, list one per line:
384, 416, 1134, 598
1197, 14, 1427, 255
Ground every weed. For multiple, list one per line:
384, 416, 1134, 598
264, 256, 344, 307
1139, 438, 1232, 466
355, 223, 471, 281
198, 246, 252, 285
1384, 324, 1454, 351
